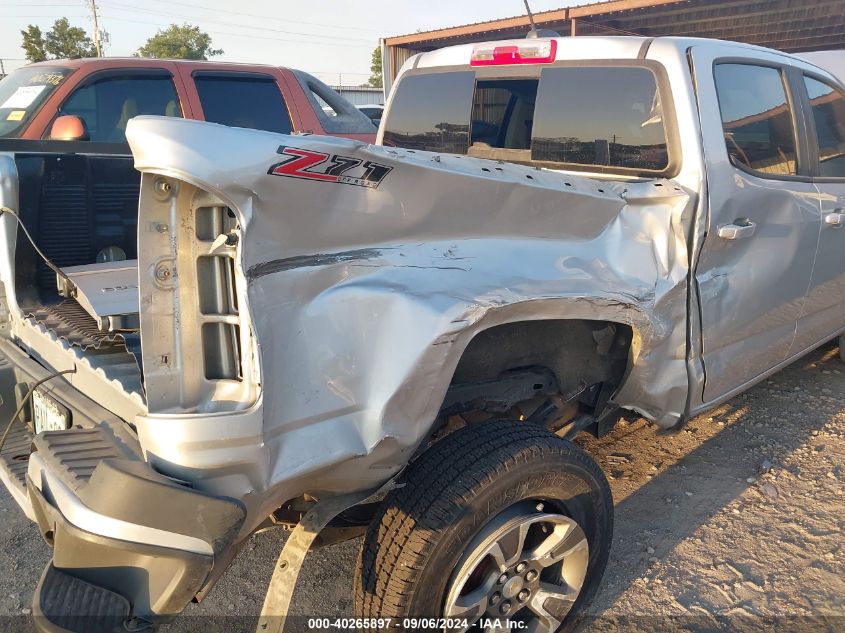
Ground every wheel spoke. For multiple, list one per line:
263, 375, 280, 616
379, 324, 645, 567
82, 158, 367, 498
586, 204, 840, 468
526, 581, 580, 633
445, 586, 488, 627
489, 520, 530, 570
529, 519, 588, 570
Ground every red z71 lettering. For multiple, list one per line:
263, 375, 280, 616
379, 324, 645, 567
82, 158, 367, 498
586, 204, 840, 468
268, 146, 392, 188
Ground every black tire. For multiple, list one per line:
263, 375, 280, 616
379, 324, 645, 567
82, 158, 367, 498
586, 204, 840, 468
839, 334, 844, 362
353, 421, 613, 632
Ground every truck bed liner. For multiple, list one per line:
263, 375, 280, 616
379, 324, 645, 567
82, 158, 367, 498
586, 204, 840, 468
21, 302, 144, 402
25, 301, 128, 350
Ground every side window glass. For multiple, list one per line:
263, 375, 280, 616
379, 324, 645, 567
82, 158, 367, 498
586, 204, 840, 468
194, 74, 292, 134
60, 74, 181, 143
804, 75, 845, 178
713, 64, 797, 176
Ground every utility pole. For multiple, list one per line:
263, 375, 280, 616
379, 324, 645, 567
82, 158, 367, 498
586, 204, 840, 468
89, 0, 102, 57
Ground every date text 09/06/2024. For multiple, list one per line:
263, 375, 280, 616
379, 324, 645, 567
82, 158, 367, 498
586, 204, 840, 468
306, 618, 528, 630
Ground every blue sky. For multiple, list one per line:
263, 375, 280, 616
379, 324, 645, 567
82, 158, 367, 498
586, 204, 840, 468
0, 0, 582, 82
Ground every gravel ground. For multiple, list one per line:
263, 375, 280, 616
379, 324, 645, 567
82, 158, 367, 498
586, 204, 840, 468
1, 341, 843, 632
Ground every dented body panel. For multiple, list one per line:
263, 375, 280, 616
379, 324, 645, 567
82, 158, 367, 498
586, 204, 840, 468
126, 115, 695, 530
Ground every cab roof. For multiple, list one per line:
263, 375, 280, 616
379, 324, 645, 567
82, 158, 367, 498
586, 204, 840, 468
407, 35, 821, 72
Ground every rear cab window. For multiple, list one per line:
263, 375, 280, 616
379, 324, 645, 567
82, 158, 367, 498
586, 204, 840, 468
0, 66, 71, 138
381, 62, 674, 176
56, 70, 182, 143
194, 72, 292, 134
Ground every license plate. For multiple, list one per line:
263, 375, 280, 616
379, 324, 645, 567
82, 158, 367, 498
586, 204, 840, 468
33, 390, 70, 434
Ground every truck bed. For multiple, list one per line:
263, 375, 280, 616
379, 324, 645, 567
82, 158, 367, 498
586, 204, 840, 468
1, 144, 145, 414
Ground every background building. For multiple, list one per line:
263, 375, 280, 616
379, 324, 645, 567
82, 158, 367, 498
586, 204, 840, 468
330, 85, 384, 106
381, 0, 845, 94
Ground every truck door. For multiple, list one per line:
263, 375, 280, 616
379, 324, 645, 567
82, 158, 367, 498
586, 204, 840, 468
692, 50, 821, 403
791, 73, 845, 351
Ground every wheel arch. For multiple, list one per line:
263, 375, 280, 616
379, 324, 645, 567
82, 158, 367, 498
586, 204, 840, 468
381, 296, 656, 448
442, 318, 635, 421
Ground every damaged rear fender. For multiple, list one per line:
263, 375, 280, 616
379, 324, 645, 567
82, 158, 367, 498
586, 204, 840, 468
126, 117, 693, 533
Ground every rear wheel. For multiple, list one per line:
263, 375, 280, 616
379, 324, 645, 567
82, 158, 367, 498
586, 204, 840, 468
354, 421, 613, 632
840, 334, 844, 362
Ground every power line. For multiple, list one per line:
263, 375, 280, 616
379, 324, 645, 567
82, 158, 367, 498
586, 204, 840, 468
102, 15, 374, 49
98, 0, 375, 44
97, 14, 374, 49
576, 19, 641, 37
135, 0, 390, 34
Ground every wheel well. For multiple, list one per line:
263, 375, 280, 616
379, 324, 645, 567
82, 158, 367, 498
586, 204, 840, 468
437, 319, 633, 434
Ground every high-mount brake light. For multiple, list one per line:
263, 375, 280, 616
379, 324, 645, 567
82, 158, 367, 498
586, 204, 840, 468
470, 39, 557, 66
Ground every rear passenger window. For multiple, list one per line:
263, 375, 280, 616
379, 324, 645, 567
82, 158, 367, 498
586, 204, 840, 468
531, 67, 669, 171
714, 64, 797, 176
194, 74, 291, 134
804, 76, 845, 178
59, 73, 181, 143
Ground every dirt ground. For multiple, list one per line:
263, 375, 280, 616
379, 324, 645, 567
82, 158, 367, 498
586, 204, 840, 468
1, 342, 843, 632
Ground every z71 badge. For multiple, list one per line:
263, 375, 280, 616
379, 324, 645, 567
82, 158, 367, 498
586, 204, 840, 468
268, 146, 392, 189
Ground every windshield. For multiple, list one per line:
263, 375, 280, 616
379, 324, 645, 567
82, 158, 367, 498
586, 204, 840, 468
0, 66, 71, 138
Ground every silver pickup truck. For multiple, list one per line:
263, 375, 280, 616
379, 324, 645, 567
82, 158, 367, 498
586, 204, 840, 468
0, 35, 843, 633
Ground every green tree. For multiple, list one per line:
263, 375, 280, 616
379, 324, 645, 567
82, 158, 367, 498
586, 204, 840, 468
44, 18, 96, 59
20, 19, 95, 62
368, 45, 382, 88
20, 25, 48, 62
136, 24, 222, 60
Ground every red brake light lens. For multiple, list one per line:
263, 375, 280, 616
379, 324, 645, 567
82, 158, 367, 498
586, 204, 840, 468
470, 39, 557, 66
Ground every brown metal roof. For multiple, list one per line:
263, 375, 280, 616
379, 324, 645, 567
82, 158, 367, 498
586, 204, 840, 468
384, 0, 845, 53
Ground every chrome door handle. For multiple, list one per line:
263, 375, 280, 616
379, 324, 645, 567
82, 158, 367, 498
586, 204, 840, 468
824, 211, 843, 227
718, 220, 756, 240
